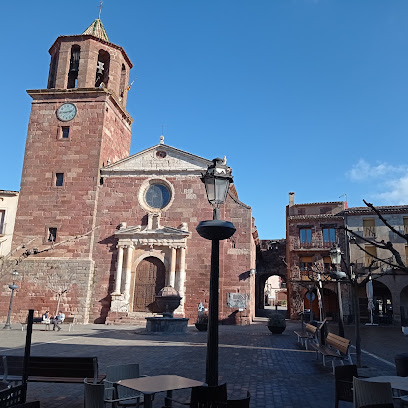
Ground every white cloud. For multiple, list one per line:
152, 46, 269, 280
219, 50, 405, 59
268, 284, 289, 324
376, 175, 408, 204
347, 159, 408, 182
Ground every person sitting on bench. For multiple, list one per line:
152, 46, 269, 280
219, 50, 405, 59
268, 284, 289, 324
53, 311, 65, 331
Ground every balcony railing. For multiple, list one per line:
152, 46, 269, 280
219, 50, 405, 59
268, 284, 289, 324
292, 238, 335, 250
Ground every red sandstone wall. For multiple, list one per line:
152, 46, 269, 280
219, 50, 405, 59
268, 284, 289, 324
12, 92, 131, 259
89, 175, 254, 323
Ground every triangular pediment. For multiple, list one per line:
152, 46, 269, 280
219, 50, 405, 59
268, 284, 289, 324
101, 143, 212, 176
115, 225, 190, 238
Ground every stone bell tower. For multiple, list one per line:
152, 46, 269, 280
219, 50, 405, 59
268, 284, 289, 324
10, 19, 133, 322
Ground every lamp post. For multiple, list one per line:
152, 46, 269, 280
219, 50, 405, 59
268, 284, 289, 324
329, 246, 347, 338
196, 158, 236, 387
3, 270, 19, 330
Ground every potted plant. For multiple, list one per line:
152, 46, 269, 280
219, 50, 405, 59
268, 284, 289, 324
195, 302, 208, 331
267, 313, 286, 334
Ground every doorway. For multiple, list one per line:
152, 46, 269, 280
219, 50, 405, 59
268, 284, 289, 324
133, 257, 166, 312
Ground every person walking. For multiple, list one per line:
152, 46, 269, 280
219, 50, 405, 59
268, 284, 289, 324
53, 310, 65, 331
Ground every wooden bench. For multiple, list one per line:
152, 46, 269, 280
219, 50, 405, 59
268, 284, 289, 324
294, 323, 318, 349
21, 317, 50, 331
0, 356, 105, 384
309, 332, 353, 373
21, 316, 76, 332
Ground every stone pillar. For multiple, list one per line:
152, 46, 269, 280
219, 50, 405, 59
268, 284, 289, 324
169, 247, 177, 287
177, 247, 186, 308
113, 245, 124, 294
124, 245, 134, 303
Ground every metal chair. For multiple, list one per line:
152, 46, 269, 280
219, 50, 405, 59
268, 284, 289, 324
12, 402, 41, 408
227, 391, 250, 408
105, 363, 143, 407
84, 378, 141, 408
0, 382, 10, 392
335, 364, 358, 408
0, 383, 26, 408
352, 377, 394, 408
164, 383, 228, 408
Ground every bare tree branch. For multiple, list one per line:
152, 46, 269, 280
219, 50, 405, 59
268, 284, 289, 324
339, 225, 407, 271
0, 227, 100, 280
363, 199, 408, 242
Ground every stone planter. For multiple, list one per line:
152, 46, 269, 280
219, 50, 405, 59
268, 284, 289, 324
267, 325, 285, 334
267, 313, 286, 334
195, 322, 208, 331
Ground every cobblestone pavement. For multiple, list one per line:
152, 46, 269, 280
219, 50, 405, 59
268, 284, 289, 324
0, 318, 406, 407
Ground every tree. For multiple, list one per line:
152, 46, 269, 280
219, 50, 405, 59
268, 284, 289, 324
35, 268, 77, 316
337, 200, 408, 367
343, 200, 408, 273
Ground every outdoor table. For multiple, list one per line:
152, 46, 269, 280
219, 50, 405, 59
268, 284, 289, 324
364, 376, 408, 393
118, 374, 204, 408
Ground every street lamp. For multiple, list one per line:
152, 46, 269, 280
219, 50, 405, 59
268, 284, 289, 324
329, 246, 347, 337
196, 158, 236, 386
3, 270, 19, 330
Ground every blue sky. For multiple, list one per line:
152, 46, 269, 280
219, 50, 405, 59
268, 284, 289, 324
1, 0, 408, 239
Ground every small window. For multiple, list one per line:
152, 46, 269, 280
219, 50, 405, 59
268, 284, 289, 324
300, 228, 312, 244
363, 218, 376, 238
365, 245, 377, 268
298, 208, 305, 215
300, 256, 313, 271
62, 127, 70, 139
48, 227, 57, 242
320, 207, 331, 214
55, 173, 64, 187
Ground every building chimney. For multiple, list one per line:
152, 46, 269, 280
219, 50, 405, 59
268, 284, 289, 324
289, 192, 295, 207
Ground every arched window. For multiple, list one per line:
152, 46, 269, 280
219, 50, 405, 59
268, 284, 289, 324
67, 45, 81, 89
119, 64, 127, 99
95, 50, 110, 88
47, 52, 58, 89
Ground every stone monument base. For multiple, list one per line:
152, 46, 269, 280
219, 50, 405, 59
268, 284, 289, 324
145, 317, 189, 333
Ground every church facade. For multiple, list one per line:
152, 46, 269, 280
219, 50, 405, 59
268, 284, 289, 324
2, 20, 256, 325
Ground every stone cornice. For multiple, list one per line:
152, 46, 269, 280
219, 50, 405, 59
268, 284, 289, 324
26, 88, 133, 125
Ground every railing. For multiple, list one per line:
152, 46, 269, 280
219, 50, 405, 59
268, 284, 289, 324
292, 239, 335, 250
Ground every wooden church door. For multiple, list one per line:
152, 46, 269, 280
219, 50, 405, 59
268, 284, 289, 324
133, 257, 166, 312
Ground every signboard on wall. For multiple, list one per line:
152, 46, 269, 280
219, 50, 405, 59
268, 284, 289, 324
227, 293, 246, 309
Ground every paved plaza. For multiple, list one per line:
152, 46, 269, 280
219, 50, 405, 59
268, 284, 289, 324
1, 318, 407, 407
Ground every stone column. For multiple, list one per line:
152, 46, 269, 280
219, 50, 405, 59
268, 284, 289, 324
177, 247, 186, 308
124, 245, 134, 303
169, 247, 177, 287
113, 245, 124, 294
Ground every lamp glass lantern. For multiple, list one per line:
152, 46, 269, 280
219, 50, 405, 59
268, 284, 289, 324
201, 158, 233, 209
330, 246, 342, 267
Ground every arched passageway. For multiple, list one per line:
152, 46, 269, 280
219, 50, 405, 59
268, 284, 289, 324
358, 280, 393, 324
255, 239, 287, 317
400, 285, 408, 326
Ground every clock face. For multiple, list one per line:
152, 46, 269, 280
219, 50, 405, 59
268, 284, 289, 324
56, 103, 77, 122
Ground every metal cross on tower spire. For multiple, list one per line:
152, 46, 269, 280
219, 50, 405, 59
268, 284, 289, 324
98, 1, 103, 19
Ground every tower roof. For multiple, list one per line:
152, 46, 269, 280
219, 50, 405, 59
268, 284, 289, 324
82, 19, 109, 42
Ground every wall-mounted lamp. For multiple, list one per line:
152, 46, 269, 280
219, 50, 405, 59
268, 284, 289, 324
250, 269, 256, 276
